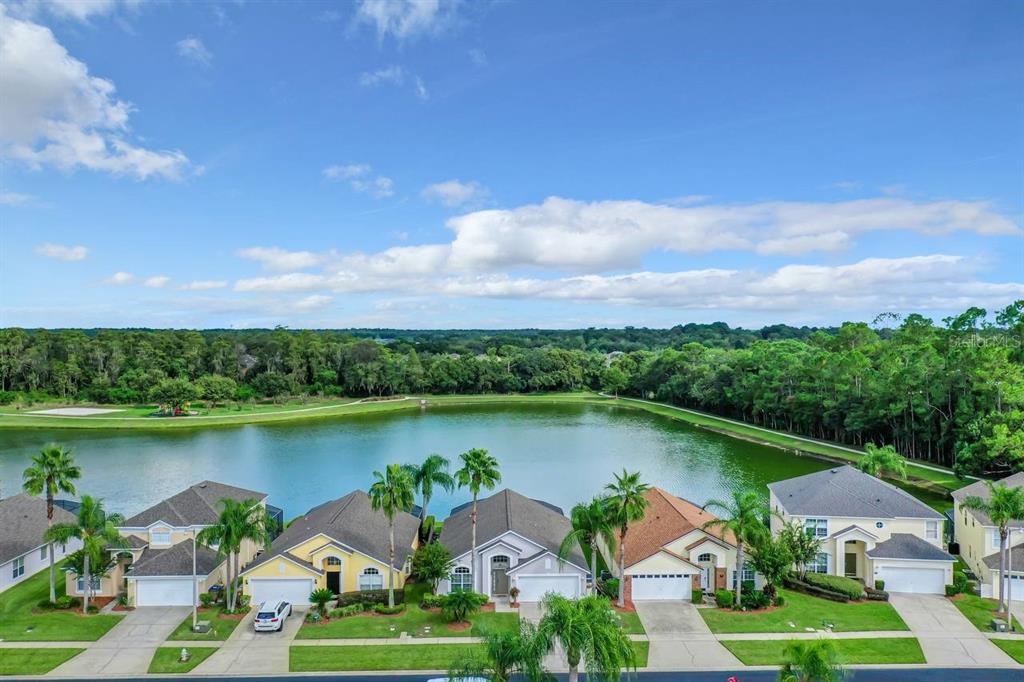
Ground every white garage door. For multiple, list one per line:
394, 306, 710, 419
136, 578, 194, 606
877, 565, 946, 594
630, 573, 692, 601
515, 575, 581, 602
249, 578, 314, 605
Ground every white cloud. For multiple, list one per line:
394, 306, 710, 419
358, 65, 405, 87
237, 246, 331, 272
0, 7, 191, 180
9, 0, 132, 22
105, 271, 134, 285
1, 190, 33, 205
323, 163, 371, 180
422, 179, 487, 207
179, 279, 227, 291
35, 242, 88, 260
323, 163, 394, 197
176, 36, 211, 65
294, 294, 332, 311
355, 0, 459, 40
143, 275, 170, 288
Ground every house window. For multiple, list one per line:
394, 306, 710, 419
150, 530, 172, 545
925, 521, 939, 541
732, 563, 756, 587
40, 545, 48, 560
991, 529, 1000, 550
697, 553, 714, 563
875, 522, 885, 529
325, 556, 342, 566
76, 576, 102, 593
358, 567, 384, 591
808, 553, 829, 574
12, 557, 25, 579
450, 566, 472, 592
805, 518, 828, 538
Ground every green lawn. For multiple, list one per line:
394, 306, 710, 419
992, 639, 1024, 664
0, 648, 84, 675
147, 646, 218, 673
951, 594, 1024, 633
167, 607, 244, 641
698, 589, 909, 634
0, 562, 123, 641
290, 643, 481, 671
618, 611, 646, 634
296, 606, 518, 639
631, 641, 650, 667
721, 638, 925, 665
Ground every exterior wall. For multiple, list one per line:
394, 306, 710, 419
1, 538, 81, 593
625, 552, 695, 575
954, 501, 998, 582
439, 532, 544, 596
65, 560, 125, 599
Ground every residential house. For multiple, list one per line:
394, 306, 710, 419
437, 489, 589, 602
1, 494, 82, 593
617, 487, 742, 602
64, 481, 270, 606
951, 473, 1024, 601
769, 466, 954, 594
240, 490, 419, 605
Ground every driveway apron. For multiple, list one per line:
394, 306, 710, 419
889, 593, 1016, 666
633, 601, 740, 669
190, 607, 305, 675
48, 606, 190, 677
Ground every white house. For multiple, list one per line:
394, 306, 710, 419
769, 466, 954, 594
0, 494, 81, 593
437, 489, 589, 602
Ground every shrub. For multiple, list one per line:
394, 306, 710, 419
53, 596, 77, 610
374, 604, 406, 615
874, 580, 885, 591
116, 593, 130, 608
803, 572, 866, 600
781, 575, 850, 603
740, 589, 772, 610
715, 589, 734, 609
237, 594, 251, 609
774, 594, 786, 607
329, 603, 369, 619
309, 588, 336, 617
199, 593, 215, 609
334, 589, 404, 608
421, 593, 444, 609
86, 605, 99, 614
600, 578, 620, 599
509, 586, 520, 604
36, 599, 56, 610
945, 584, 960, 597
953, 571, 970, 593
441, 591, 488, 623
692, 589, 704, 604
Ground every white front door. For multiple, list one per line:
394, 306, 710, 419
135, 578, 194, 606
249, 578, 314, 605
515, 575, 581, 602
631, 574, 691, 601
700, 566, 711, 590
877, 565, 946, 594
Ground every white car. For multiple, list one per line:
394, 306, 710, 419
253, 600, 292, 632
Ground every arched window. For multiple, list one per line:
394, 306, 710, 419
451, 565, 472, 592
697, 553, 714, 563
325, 556, 342, 566
359, 566, 383, 591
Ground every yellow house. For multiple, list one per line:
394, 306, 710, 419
240, 490, 420, 605
952, 472, 1024, 601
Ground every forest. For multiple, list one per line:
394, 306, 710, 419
0, 301, 1021, 477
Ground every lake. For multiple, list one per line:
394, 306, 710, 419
0, 402, 834, 521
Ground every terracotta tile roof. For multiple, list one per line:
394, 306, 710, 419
622, 487, 735, 568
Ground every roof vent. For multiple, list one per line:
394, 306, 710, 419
198, 483, 207, 488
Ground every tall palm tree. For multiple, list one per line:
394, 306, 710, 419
23, 444, 81, 603
369, 463, 416, 608
778, 639, 845, 682
559, 497, 615, 596
537, 594, 636, 682
964, 482, 1024, 614
403, 453, 455, 541
857, 444, 908, 480
46, 495, 126, 614
449, 622, 550, 682
603, 469, 649, 607
703, 489, 769, 608
197, 497, 268, 611
456, 448, 501, 592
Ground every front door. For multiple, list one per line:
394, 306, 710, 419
700, 566, 712, 590
327, 572, 341, 594
844, 553, 857, 577
491, 555, 510, 596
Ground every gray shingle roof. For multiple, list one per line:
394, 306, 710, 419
952, 473, 1024, 528
0, 494, 76, 565
127, 539, 224, 577
122, 481, 267, 528
983, 542, 1024, 570
866, 533, 954, 562
768, 466, 943, 520
107, 535, 149, 550
439, 489, 586, 568
244, 490, 418, 573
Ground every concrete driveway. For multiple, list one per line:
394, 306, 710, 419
48, 606, 189, 676
191, 606, 306, 674
889, 593, 1016, 666
634, 601, 739, 669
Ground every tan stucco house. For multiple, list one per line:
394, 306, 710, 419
952, 472, 1024, 602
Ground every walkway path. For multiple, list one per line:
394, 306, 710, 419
189, 606, 305, 675
889, 593, 1015, 666
47, 606, 188, 677
634, 601, 740, 670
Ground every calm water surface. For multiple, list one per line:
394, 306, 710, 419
0, 403, 833, 520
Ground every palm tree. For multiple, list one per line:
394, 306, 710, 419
703, 489, 769, 608
603, 469, 649, 607
449, 622, 550, 682
537, 594, 636, 682
857, 444, 908, 480
559, 497, 615, 596
369, 463, 416, 608
45, 495, 126, 614
197, 497, 268, 611
778, 639, 845, 682
22, 444, 81, 603
403, 453, 455, 541
455, 448, 501, 592
964, 482, 1024, 614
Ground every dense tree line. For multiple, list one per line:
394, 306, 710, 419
0, 302, 1020, 476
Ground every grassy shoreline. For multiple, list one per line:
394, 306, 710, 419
0, 391, 968, 492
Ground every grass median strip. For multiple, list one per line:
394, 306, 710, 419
290, 643, 481, 672
148, 646, 218, 674
721, 638, 925, 665
992, 639, 1024, 664
699, 589, 908, 634
950, 594, 1024, 633
0, 648, 84, 675
618, 611, 646, 635
167, 607, 244, 641
631, 640, 650, 667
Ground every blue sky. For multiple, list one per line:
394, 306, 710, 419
1, 0, 1021, 329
